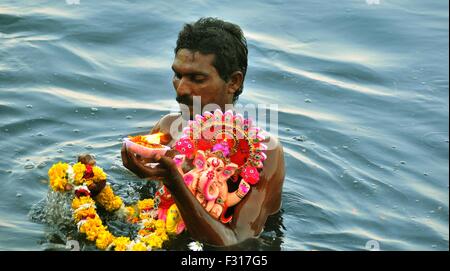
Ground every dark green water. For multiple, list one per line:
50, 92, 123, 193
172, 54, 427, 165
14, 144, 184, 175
0, 0, 448, 250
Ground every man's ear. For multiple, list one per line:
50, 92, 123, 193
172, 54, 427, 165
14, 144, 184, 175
227, 71, 243, 95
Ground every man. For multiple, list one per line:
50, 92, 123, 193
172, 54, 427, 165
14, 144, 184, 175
121, 17, 285, 246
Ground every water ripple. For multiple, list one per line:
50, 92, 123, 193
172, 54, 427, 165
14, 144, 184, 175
265, 60, 394, 96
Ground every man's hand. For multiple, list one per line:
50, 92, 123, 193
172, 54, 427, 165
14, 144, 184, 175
121, 144, 177, 181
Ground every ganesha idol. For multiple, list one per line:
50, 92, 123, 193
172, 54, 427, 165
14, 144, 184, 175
167, 109, 268, 224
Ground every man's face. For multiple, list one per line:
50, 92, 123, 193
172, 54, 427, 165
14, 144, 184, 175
172, 49, 234, 117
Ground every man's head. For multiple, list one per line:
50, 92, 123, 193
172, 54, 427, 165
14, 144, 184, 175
172, 17, 248, 115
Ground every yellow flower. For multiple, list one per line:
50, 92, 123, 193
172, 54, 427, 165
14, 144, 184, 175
141, 234, 164, 249
142, 219, 156, 230
131, 242, 147, 251
92, 166, 107, 182
161, 232, 169, 242
84, 179, 94, 188
112, 197, 123, 210
50, 177, 67, 192
155, 219, 165, 230
124, 206, 136, 221
137, 199, 154, 212
152, 237, 164, 249
79, 216, 105, 241
96, 230, 115, 250
139, 212, 152, 221
72, 162, 86, 185
48, 162, 69, 192
113, 237, 131, 251
72, 196, 95, 210
95, 185, 123, 212
125, 206, 135, 216
155, 228, 169, 240
73, 207, 97, 222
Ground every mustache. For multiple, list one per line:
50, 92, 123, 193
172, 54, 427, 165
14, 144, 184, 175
176, 95, 193, 107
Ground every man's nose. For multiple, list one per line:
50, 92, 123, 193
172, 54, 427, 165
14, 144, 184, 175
175, 77, 191, 96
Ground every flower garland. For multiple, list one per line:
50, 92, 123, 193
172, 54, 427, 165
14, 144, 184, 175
47, 161, 178, 251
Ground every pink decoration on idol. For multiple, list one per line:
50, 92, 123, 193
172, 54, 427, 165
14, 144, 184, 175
241, 166, 260, 185
183, 173, 194, 186
212, 141, 230, 157
239, 183, 250, 194
173, 155, 184, 167
174, 137, 195, 158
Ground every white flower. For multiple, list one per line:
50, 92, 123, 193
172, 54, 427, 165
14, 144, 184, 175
67, 166, 75, 183
188, 241, 203, 251
73, 185, 90, 195
76, 219, 87, 231
74, 202, 94, 213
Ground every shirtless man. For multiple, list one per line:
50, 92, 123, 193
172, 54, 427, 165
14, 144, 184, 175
120, 17, 285, 246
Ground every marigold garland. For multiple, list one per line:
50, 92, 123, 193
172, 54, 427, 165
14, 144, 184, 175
47, 161, 180, 251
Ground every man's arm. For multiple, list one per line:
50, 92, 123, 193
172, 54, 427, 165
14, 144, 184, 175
129, 135, 285, 246
230, 137, 285, 239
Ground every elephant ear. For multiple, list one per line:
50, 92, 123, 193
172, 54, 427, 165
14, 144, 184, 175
193, 150, 207, 170
221, 163, 238, 179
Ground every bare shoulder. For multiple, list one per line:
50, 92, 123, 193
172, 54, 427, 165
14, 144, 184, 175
261, 133, 285, 181
231, 133, 285, 235
260, 133, 285, 214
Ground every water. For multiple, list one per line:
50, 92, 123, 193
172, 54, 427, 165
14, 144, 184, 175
0, 0, 448, 251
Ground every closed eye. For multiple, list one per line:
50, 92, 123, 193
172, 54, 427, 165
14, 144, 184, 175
173, 72, 181, 79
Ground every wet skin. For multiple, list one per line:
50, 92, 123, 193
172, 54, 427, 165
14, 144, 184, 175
120, 49, 286, 246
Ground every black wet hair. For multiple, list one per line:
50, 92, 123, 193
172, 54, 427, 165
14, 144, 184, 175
175, 17, 248, 104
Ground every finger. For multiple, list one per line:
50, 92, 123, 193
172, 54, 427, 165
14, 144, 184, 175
164, 149, 178, 159
124, 148, 148, 177
138, 155, 161, 164
126, 146, 137, 163
128, 150, 142, 168
130, 152, 167, 178
126, 149, 156, 164
156, 155, 176, 169
141, 157, 158, 164
143, 164, 168, 177
128, 151, 147, 177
